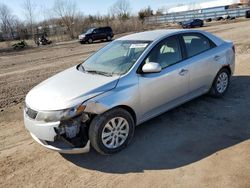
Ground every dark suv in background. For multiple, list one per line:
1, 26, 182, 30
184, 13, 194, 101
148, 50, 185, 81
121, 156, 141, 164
78, 26, 114, 44
179, 19, 204, 29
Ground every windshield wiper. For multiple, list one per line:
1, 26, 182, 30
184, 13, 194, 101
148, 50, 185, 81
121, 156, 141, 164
85, 69, 113, 77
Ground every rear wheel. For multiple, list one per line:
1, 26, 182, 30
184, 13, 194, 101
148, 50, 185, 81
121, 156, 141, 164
89, 108, 135, 155
209, 68, 230, 97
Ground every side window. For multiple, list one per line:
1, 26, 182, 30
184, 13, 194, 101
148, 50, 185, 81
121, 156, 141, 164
183, 34, 213, 57
93, 29, 99, 34
145, 37, 182, 69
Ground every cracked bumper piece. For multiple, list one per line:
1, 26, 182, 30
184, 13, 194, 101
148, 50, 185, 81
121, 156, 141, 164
30, 133, 90, 154
24, 112, 90, 154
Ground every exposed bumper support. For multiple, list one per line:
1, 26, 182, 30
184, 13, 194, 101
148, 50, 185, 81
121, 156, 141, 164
30, 133, 90, 154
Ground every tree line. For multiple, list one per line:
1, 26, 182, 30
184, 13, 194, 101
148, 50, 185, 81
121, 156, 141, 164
0, 0, 165, 42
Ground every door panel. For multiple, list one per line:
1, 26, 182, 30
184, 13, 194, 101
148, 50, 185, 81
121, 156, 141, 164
99, 29, 107, 39
181, 33, 216, 94
188, 52, 214, 94
138, 36, 189, 122
92, 29, 100, 40
138, 62, 189, 122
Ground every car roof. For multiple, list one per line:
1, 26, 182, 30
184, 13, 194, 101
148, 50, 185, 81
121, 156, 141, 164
117, 29, 224, 46
98, 26, 111, 29
118, 29, 186, 41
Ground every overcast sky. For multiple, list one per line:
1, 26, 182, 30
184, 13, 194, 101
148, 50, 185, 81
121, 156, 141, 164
0, 0, 208, 21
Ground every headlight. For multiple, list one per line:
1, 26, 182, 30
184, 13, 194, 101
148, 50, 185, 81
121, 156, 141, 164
79, 35, 85, 39
35, 104, 86, 122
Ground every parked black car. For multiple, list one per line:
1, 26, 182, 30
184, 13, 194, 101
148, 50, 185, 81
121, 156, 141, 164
246, 10, 250, 18
180, 19, 204, 29
78, 27, 114, 44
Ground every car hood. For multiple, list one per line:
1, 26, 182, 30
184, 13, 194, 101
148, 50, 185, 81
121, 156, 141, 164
25, 66, 119, 111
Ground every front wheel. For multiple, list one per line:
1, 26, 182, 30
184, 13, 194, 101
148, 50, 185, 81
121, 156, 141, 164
89, 108, 135, 155
88, 38, 93, 44
209, 68, 230, 97
106, 35, 112, 41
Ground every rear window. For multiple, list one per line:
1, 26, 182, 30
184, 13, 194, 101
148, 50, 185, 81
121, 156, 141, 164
182, 33, 214, 57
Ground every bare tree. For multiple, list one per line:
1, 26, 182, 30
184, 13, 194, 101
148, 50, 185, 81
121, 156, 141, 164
155, 7, 165, 16
0, 4, 10, 35
110, 0, 131, 21
53, 0, 77, 39
138, 6, 153, 24
22, 0, 36, 36
0, 3, 19, 39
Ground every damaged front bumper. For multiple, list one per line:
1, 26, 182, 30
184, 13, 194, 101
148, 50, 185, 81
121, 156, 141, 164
24, 111, 90, 154
30, 133, 90, 154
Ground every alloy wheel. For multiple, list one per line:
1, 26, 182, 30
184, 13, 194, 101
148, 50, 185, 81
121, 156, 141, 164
216, 72, 229, 94
101, 117, 129, 149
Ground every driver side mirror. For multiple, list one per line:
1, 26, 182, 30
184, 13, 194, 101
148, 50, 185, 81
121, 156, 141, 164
142, 62, 162, 73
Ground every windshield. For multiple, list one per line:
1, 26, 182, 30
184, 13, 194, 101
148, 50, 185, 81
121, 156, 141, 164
84, 28, 94, 34
81, 40, 150, 76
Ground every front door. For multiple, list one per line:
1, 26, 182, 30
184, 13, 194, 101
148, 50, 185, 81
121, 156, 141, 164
92, 29, 101, 40
138, 36, 190, 122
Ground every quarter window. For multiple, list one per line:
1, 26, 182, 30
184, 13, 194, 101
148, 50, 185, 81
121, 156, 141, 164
182, 34, 213, 57
144, 37, 182, 69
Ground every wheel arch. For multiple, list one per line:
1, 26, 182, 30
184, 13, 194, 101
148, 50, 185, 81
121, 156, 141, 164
114, 105, 137, 125
85, 101, 137, 125
221, 65, 232, 76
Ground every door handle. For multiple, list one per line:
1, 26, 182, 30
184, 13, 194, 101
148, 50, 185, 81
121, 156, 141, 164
214, 55, 221, 61
179, 69, 188, 76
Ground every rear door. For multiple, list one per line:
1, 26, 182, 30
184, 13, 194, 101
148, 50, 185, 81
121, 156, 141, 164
99, 28, 106, 39
193, 19, 201, 26
180, 33, 217, 95
138, 36, 190, 122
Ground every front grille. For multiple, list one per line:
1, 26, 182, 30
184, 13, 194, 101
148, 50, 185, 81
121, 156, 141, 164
25, 107, 38, 119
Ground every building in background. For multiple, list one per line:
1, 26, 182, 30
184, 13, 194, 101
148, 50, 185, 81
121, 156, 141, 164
167, 0, 250, 13
146, 0, 250, 24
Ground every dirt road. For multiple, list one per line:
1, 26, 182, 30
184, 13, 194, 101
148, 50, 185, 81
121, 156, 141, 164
0, 20, 250, 188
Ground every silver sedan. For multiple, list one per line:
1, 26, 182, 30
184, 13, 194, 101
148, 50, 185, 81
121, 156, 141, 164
24, 29, 235, 155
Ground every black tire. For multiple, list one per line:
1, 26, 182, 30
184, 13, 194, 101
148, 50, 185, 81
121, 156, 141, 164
88, 38, 93, 44
89, 108, 135, 155
209, 68, 230, 98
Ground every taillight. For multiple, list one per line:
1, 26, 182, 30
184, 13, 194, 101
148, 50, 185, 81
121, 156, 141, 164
232, 44, 235, 53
